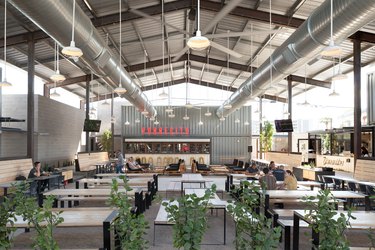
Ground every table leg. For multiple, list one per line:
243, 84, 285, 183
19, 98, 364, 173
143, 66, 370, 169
264, 194, 270, 215
293, 214, 300, 250
312, 227, 319, 249
365, 195, 370, 211
223, 208, 226, 245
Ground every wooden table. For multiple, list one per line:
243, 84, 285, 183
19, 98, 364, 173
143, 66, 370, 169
76, 178, 153, 189
184, 188, 227, 245
43, 188, 145, 213
293, 210, 375, 249
263, 190, 370, 211
8, 208, 118, 250
180, 174, 207, 194
0, 180, 25, 196
95, 173, 157, 178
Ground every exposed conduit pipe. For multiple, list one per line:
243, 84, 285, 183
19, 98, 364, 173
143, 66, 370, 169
9, 0, 157, 117
216, 0, 375, 118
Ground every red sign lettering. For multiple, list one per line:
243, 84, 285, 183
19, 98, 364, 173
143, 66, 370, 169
140, 127, 190, 136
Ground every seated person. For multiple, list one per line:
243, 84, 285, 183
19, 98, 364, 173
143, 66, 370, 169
283, 170, 297, 190
128, 157, 143, 171
269, 161, 276, 172
273, 165, 285, 181
247, 163, 259, 174
259, 167, 277, 190
28, 161, 49, 193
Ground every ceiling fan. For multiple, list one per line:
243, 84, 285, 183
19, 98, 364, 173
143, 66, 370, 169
126, 0, 281, 60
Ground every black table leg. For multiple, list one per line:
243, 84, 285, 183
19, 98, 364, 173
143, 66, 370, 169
293, 214, 300, 250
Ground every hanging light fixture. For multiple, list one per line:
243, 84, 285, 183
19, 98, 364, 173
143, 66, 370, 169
332, 55, 348, 81
219, 116, 225, 122
159, 0, 168, 99
267, 0, 277, 93
50, 82, 61, 98
198, 108, 203, 125
321, 0, 341, 57
0, 0, 12, 87
124, 120, 130, 126
244, 121, 250, 126
141, 109, 149, 116
135, 118, 140, 123
154, 119, 160, 125
114, 0, 127, 94
205, 107, 212, 117
187, 0, 210, 51
168, 112, 175, 118
329, 61, 340, 97
182, 108, 190, 120
150, 116, 156, 121
300, 64, 310, 106
50, 42, 66, 82
62, 0, 83, 59
165, 107, 174, 113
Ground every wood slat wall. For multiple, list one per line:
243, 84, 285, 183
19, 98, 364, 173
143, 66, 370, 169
354, 159, 375, 182
0, 158, 33, 183
77, 152, 109, 171
265, 152, 302, 170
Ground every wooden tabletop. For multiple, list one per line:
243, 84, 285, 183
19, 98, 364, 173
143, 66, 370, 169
44, 188, 138, 196
265, 190, 367, 199
295, 210, 375, 228
184, 189, 227, 208
9, 209, 117, 228
78, 178, 152, 185
95, 173, 156, 178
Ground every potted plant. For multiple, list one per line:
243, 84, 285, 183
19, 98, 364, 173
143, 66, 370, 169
303, 189, 355, 249
227, 181, 281, 249
0, 193, 17, 249
260, 121, 274, 155
162, 185, 216, 250
108, 176, 149, 249
100, 129, 112, 157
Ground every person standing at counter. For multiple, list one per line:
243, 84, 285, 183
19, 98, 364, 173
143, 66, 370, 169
361, 146, 369, 157
115, 151, 125, 173
283, 170, 297, 190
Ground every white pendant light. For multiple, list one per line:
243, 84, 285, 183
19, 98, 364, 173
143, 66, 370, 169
244, 121, 250, 126
165, 106, 174, 113
62, 0, 83, 59
0, 0, 12, 87
235, 118, 240, 123
224, 103, 232, 109
141, 109, 149, 116
204, 107, 212, 117
182, 108, 189, 120
185, 102, 194, 109
135, 118, 140, 123
114, 0, 127, 94
50, 88, 60, 98
50, 42, 66, 82
154, 119, 160, 126
124, 120, 130, 126
332, 55, 348, 81
187, 0, 210, 51
168, 113, 175, 118
198, 108, 203, 125
158, 1, 169, 99
299, 65, 310, 106
321, 0, 341, 57
219, 116, 225, 122
329, 60, 340, 97
159, 89, 168, 99
149, 116, 156, 121
102, 99, 110, 106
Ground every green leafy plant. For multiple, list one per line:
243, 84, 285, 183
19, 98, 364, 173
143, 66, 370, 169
227, 181, 281, 249
0, 191, 17, 249
12, 182, 63, 250
100, 129, 112, 155
108, 176, 149, 250
260, 121, 274, 153
162, 185, 216, 250
302, 189, 355, 250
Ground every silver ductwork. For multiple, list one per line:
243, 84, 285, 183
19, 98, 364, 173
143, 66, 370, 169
9, 0, 157, 117
216, 0, 375, 118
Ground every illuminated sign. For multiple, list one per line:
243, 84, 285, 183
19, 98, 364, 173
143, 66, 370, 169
141, 127, 190, 136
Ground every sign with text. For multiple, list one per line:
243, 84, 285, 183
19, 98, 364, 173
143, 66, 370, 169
141, 127, 190, 136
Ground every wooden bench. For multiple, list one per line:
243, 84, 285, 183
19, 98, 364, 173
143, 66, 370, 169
0, 158, 33, 196
76, 152, 109, 178
153, 200, 176, 245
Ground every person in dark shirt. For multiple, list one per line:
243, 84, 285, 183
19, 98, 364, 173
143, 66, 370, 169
247, 163, 259, 174
28, 161, 48, 193
273, 165, 285, 181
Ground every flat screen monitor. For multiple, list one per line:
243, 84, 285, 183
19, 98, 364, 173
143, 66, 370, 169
274, 119, 293, 132
83, 119, 101, 132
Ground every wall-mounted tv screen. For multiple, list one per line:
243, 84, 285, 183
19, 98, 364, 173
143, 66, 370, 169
274, 119, 294, 132
83, 119, 101, 132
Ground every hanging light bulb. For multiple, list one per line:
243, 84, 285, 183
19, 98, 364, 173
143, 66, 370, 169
141, 110, 149, 116
159, 89, 168, 99
320, 0, 341, 57
187, 0, 210, 51
165, 107, 174, 113
244, 121, 250, 126
154, 119, 160, 125
135, 118, 140, 123
182, 108, 189, 120
0, 0, 12, 87
332, 55, 348, 81
219, 116, 225, 122
150, 116, 156, 121
102, 99, 110, 106
185, 102, 194, 109
204, 107, 212, 117
114, 0, 127, 94
50, 89, 61, 98
168, 113, 175, 118
62, 0, 83, 59
235, 118, 240, 123
198, 120, 203, 125
124, 120, 130, 126
51, 42, 66, 82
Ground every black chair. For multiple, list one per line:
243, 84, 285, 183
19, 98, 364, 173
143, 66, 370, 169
358, 183, 368, 194
347, 181, 357, 192
333, 178, 343, 190
232, 161, 246, 171
197, 164, 211, 172
164, 163, 180, 172
225, 159, 239, 168
322, 176, 335, 190
365, 185, 375, 209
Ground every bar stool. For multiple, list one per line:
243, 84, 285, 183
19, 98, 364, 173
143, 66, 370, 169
174, 157, 179, 164
141, 157, 147, 164
156, 157, 162, 167
163, 157, 169, 166
198, 157, 204, 164
148, 157, 154, 165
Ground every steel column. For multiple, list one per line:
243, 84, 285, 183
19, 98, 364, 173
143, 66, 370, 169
85, 77, 90, 152
353, 39, 362, 163
288, 77, 292, 154
259, 97, 263, 159
27, 35, 35, 159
